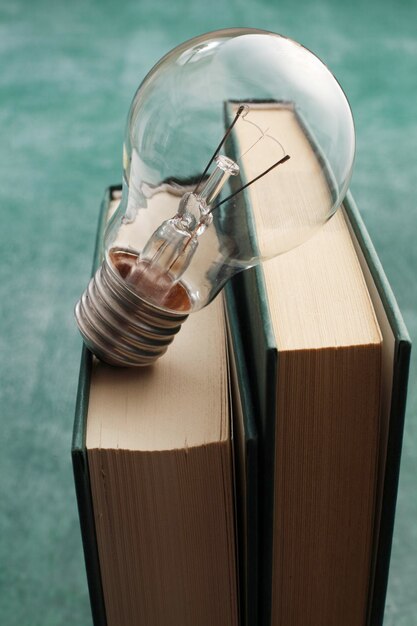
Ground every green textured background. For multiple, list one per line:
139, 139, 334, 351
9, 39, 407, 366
1, 1, 415, 625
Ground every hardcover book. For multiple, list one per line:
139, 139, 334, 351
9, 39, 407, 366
72, 187, 239, 626
224, 102, 411, 626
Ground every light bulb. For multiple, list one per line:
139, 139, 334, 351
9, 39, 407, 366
75, 28, 355, 366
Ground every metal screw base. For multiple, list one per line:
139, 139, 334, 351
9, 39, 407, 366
74, 259, 188, 367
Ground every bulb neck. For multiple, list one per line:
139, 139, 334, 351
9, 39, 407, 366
75, 257, 189, 367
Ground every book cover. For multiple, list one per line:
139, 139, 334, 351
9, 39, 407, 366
343, 192, 411, 626
225, 282, 258, 626
72, 186, 120, 626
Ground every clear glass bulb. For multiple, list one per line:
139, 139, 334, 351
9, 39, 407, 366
75, 28, 355, 366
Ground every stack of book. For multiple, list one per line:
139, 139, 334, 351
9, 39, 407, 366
72, 105, 410, 626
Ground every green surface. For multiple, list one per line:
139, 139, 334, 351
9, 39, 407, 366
1, 1, 415, 625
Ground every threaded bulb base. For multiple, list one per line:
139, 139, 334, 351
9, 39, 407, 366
74, 259, 189, 367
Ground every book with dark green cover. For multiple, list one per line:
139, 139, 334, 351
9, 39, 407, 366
71, 186, 120, 626
72, 186, 239, 626
226, 187, 411, 626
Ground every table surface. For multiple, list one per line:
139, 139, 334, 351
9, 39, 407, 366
1, 1, 416, 624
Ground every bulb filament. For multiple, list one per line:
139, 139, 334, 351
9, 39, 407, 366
115, 104, 291, 308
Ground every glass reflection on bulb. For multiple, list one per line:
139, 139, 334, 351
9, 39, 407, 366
75, 28, 355, 366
